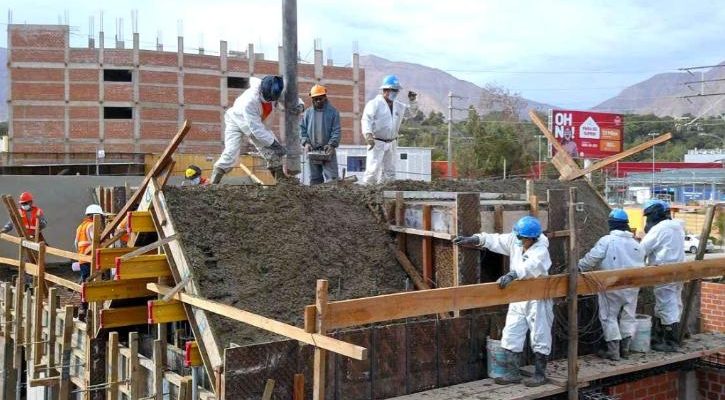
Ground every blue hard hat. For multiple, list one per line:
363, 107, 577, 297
380, 75, 401, 90
261, 75, 284, 102
608, 208, 629, 222
643, 199, 668, 216
513, 216, 542, 239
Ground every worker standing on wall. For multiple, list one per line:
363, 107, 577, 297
640, 199, 685, 352
1, 192, 47, 239
300, 84, 341, 184
360, 75, 417, 184
75, 204, 103, 321
452, 216, 553, 387
578, 209, 643, 360
211, 75, 290, 183
182, 165, 209, 186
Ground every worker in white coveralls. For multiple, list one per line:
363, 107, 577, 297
211, 75, 291, 183
452, 216, 552, 387
640, 199, 685, 352
578, 209, 643, 361
360, 75, 417, 184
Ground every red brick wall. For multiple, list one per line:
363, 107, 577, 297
698, 364, 725, 400
604, 371, 679, 400
702, 282, 724, 333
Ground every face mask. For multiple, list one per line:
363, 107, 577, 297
21, 204, 31, 211
387, 91, 399, 101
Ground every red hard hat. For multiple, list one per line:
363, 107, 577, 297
19, 192, 33, 203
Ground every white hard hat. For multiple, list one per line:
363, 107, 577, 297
85, 204, 103, 215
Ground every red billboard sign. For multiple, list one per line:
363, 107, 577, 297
548, 110, 623, 159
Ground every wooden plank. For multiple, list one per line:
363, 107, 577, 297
395, 250, 430, 290
321, 258, 725, 330
294, 374, 305, 400
147, 299, 187, 324
455, 193, 481, 286
129, 332, 141, 400
127, 211, 156, 233
406, 320, 438, 393
29, 376, 60, 387
238, 162, 265, 185
99, 306, 148, 329
395, 192, 406, 254
57, 306, 74, 400
382, 191, 527, 201
0, 232, 90, 262
147, 283, 367, 360
528, 111, 582, 180
82, 278, 155, 302
114, 254, 171, 280
47, 288, 59, 386
422, 205, 433, 286
13, 256, 24, 370
373, 324, 407, 398
107, 332, 119, 400
100, 120, 191, 242
96, 247, 141, 271
119, 234, 177, 261
262, 379, 275, 400
153, 340, 164, 400
389, 225, 455, 240
313, 280, 329, 400
567, 187, 579, 400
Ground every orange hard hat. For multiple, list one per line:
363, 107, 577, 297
309, 84, 327, 97
19, 192, 33, 203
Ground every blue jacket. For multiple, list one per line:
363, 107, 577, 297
299, 103, 341, 148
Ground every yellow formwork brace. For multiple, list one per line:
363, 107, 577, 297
114, 254, 171, 280
147, 299, 187, 324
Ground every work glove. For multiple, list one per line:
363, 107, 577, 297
408, 91, 417, 101
324, 144, 335, 156
269, 140, 287, 157
364, 133, 375, 150
452, 235, 480, 246
496, 271, 518, 289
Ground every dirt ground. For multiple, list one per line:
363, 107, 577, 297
164, 183, 408, 347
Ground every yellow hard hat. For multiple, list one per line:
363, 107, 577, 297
185, 165, 202, 179
309, 84, 327, 97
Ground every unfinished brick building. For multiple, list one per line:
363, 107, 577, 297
6, 24, 364, 162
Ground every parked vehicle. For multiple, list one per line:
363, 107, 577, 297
684, 235, 715, 254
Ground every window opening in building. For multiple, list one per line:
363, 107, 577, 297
400, 153, 408, 160
347, 156, 366, 172
227, 77, 250, 89
103, 69, 133, 82
104, 107, 133, 119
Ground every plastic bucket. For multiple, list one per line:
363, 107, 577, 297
630, 314, 652, 353
487, 337, 506, 378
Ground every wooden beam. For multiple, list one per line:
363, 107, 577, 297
29, 376, 60, 387
147, 299, 187, 324
389, 225, 455, 240
81, 278, 155, 302
294, 374, 305, 400
320, 258, 725, 330
129, 332, 142, 400
528, 111, 583, 180
100, 120, 191, 242
238, 162, 265, 185
313, 280, 328, 400
96, 247, 142, 271
262, 379, 275, 400
99, 306, 148, 329
422, 204, 433, 286
395, 250, 430, 290
153, 340, 164, 400
47, 287, 59, 385
119, 234, 177, 261
114, 254, 171, 280
147, 283, 367, 360
127, 211, 156, 234
107, 332, 119, 400
57, 306, 74, 399
567, 188, 579, 400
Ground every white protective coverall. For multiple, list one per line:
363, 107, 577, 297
578, 230, 644, 341
473, 232, 554, 355
360, 95, 409, 184
640, 219, 686, 325
214, 77, 281, 171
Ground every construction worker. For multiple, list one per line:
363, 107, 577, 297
211, 75, 289, 183
361, 75, 417, 184
1, 192, 47, 239
75, 204, 103, 321
300, 84, 341, 184
578, 209, 643, 360
640, 199, 685, 352
452, 216, 552, 387
182, 165, 209, 186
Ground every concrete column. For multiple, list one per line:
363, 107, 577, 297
248, 43, 255, 76
282, 0, 301, 173
98, 31, 105, 144
678, 370, 697, 400
277, 45, 285, 144
64, 25, 70, 160
132, 32, 140, 153
352, 52, 361, 145
177, 36, 185, 126
314, 49, 323, 81
220, 40, 228, 145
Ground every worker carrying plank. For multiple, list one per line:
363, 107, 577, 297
300, 84, 341, 184
75, 204, 103, 321
578, 209, 643, 361
1, 192, 47, 238
640, 199, 685, 352
211, 75, 303, 183
453, 216, 553, 387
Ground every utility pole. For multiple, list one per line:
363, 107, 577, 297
447, 91, 464, 178
282, 0, 300, 175
648, 132, 657, 197
536, 134, 543, 180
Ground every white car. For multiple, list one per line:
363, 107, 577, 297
684, 235, 715, 254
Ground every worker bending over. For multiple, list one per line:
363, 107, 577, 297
75, 204, 103, 321
578, 209, 643, 360
182, 165, 209, 186
453, 216, 552, 387
211, 75, 290, 183
300, 84, 341, 184
640, 199, 685, 352
1, 192, 47, 239
361, 75, 417, 184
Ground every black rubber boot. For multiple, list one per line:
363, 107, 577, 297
597, 340, 621, 361
620, 336, 632, 359
494, 349, 522, 385
651, 317, 664, 347
523, 352, 548, 387
652, 323, 680, 352
210, 167, 226, 184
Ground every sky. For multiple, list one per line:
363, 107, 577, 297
3, 0, 725, 108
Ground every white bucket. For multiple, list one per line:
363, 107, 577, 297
630, 314, 652, 353
487, 337, 506, 379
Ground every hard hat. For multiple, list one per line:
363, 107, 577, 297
85, 204, 103, 215
380, 75, 401, 90
608, 208, 629, 222
513, 216, 542, 239
18, 192, 33, 204
185, 165, 202, 179
260, 75, 284, 102
643, 199, 668, 216
309, 84, 327, 97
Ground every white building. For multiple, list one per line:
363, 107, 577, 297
300, 145, 432, 184
684, 148, 725, 163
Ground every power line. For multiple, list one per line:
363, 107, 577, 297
678, 64, 725, 71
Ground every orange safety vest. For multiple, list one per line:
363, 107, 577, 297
261, 102, 273, 121
76, 218, 94, 255
20, 206, 43, 235
118, 218, 130, 244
